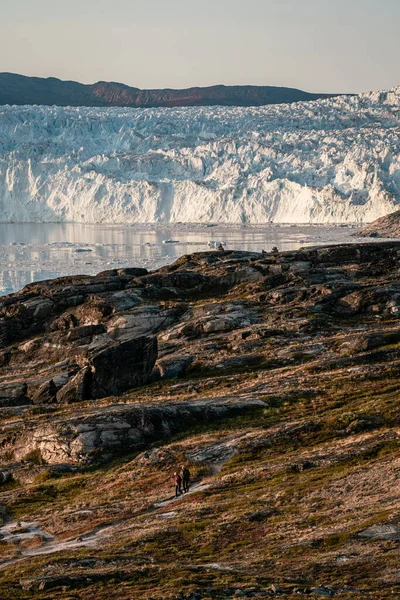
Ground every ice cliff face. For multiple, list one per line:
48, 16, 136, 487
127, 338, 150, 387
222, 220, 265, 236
0, 87, 399, 224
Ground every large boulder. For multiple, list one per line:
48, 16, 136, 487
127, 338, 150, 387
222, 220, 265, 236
55, 333, 158, 403
90, 336, 158, 399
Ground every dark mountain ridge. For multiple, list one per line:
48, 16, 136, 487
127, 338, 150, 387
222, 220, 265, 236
0, 72, 339, 108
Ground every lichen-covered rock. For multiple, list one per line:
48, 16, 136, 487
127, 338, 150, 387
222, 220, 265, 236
66, 324, 107, 342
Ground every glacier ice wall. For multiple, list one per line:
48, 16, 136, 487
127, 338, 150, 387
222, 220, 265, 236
0, 87, 400, 224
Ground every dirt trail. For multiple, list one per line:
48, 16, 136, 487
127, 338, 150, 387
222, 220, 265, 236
153, 479, 212, 509
0, 476, 214, 569
0, 433, 243, 569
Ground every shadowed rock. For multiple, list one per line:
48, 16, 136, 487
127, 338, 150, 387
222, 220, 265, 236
57, 368, 93, 404
90, 336, 158, 398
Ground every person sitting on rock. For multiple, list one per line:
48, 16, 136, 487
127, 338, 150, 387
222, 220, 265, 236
174, 472, 183, 497
181, 465, 191, 493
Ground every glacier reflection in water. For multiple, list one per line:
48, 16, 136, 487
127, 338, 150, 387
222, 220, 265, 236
0, 223, 360, 296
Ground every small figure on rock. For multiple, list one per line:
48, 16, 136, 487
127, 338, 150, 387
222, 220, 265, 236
217, 243, 225, 252
181, 465, 191, 493
174, 472, 183, 497
272, 246, 279, 255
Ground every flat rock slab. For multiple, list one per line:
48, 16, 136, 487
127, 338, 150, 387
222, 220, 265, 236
358, 524, 400, 540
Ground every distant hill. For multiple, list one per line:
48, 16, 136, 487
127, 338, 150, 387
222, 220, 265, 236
357, 208, 400, 238
0, 72, 338, 108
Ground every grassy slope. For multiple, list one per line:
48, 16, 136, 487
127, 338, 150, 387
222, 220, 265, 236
0, 363, 399, 599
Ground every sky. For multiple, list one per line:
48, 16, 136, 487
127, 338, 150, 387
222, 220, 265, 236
1, 0, 399, 93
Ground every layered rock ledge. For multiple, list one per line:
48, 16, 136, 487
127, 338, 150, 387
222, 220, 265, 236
7, 400, 265, 465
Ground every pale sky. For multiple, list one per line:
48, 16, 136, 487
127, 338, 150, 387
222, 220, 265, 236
1, 0, 399, 93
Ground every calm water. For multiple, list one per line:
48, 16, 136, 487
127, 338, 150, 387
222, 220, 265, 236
0, 223, 361, 296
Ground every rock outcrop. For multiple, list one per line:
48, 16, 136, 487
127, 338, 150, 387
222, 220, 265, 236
1, 243, 400, 408
10, 399, 265, 464
357, 208, 400, 238
0, 270, 161, 405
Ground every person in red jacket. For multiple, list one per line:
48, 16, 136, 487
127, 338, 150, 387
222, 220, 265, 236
174, 472, 182, 497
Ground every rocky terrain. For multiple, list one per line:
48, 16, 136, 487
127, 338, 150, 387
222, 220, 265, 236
358, 209, 400, 238
0, 73, 336, 108
0, 243, 399, 598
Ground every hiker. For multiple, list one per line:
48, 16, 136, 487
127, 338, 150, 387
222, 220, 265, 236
174, 472, 183, 497
181, 465, 191, 493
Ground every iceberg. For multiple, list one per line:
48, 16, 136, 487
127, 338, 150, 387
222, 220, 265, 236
0, 87, 399, 224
